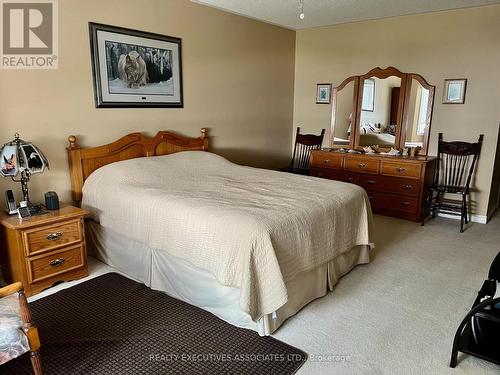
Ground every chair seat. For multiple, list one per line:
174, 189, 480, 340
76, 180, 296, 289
0, 293, 30, 365
430, 185, 468, 194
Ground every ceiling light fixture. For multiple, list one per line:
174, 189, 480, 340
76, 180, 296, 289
299, 0, 305, 20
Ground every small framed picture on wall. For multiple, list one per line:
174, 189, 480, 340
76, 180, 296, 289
316, 83, 332, 104
443, 79, 467, 104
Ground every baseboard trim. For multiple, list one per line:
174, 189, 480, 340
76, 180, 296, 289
437, 213, 487, 224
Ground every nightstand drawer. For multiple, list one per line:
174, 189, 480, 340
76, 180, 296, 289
23, 219, 83, 256
27, 245, 85, 283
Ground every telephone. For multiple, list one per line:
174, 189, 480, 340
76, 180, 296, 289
5, 190, 18, 215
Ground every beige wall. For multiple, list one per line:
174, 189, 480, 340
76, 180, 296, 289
293, 5, 500, 217
0, 0, 295, 207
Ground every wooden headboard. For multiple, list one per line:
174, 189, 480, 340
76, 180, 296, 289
67, 128, 208, 203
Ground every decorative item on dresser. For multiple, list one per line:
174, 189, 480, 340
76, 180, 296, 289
310, 150, 436, 222
0, 205, 88, 296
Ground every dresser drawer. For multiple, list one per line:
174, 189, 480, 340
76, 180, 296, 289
381, 161, 421, 179
367, 192, 418, 213
310, 152, 343, 170
27, 244, 85, 283
23, 219, 83, 256
344, 158, 380, 174
359, 175, 421, 197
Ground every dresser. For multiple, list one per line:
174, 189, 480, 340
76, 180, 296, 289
310, 150, 437, 221
0, 205, 88, 296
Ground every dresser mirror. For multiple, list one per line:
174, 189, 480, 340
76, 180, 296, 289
402, 74, 435, 152
329, 67, 435, 155
330, 76, 358, 148
358, 75, 403, 148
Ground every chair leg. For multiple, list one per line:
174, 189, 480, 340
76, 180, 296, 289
31, 350, 43, 375
460, 195, 466, 233
422, 190, 432, 226
432, 192, 441, 218
464, 194, 469, 224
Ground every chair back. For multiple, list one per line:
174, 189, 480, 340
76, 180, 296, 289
435, 133, 483, 192
290, 127, 325, 172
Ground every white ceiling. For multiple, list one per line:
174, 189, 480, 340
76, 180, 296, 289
192, 0, 500, 30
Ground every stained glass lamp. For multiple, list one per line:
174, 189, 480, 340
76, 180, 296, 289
0, 133, 49, 205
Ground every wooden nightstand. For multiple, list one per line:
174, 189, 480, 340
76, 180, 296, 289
0, 205, 88, 296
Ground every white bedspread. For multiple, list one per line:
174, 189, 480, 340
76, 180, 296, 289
82, 151, 372, 320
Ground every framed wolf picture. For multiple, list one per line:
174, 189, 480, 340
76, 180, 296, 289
89, 23, 183, 108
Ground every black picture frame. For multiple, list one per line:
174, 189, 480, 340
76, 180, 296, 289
89, 22, 183, 108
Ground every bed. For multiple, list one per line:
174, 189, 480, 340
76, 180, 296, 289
67, 129, 373, 335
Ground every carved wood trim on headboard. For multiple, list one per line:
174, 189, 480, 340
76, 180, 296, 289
66, 128, 208, 203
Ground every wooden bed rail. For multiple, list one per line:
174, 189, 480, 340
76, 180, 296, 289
67, 128, 208, 204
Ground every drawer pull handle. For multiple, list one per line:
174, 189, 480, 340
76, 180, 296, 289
396, 167, 407, 173
358, 163, 366, 169
49, 258, 65, 267
401, 201, 411, 208
368, 179, 376, 184
403, 184, 413, 191
345, 177, 353, 182
368, 196, 374, 200
46, 232, 63, 241
323, 159, 331, 164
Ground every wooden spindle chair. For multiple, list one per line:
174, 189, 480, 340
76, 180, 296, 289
284, 127, 325, 175
0, 282, 42, 375
422, 133, 483, 232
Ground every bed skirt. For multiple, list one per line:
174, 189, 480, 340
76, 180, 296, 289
86, 220, 370, 335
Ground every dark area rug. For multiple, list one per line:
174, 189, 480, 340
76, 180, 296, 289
1, 273, 306, 374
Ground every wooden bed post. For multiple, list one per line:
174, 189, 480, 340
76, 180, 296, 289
201, 128, 208, 151
67, 135, 84, 205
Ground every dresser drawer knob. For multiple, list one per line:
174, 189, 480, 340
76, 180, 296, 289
49, 257, 65, 267
403, 184, 413, 191
368, 195, 374, 200
358, 163, 366, 169
368, 179, 376, 184
396, 167, 406, 173
46, 232, 63, 241
345, 177, 353, 182
401, 201, 411, 208
323, 159, 331, 164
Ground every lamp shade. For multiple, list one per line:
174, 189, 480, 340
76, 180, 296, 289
0, 134, 49, 177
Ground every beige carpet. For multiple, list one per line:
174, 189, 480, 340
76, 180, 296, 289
28, 214, 500, 374
274, 214, 500, 375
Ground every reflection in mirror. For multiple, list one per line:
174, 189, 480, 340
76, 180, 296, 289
331, 79, 356, 147
405, 79, 431, 148
359, 76, 401, 147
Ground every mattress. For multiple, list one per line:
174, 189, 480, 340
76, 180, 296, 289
81, 151, 373, 321
86, 221, 371, 335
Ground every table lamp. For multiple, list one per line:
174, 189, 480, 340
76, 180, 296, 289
0, 133, 49, 206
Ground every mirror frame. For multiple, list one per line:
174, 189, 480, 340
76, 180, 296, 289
328, 66, 435, 155
330, 76, 359, 149
401, 73, 435, 155
355, 67, 408, 152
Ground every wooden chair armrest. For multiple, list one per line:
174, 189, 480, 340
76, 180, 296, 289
0, 282, 23, 298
